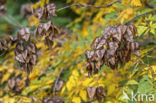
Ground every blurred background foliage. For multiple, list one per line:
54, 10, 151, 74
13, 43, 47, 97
0, 0, 156, 103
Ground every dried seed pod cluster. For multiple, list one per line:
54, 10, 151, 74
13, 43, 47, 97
43, 97, 64, 103
0, 0, 7, 16
85, 25, 140, 76
35, 3, 57, 19
8, 76, 29, 93
20, 3, 32, 18
87, 86, 106, 101
34, 21, 59, 48
15, 28, 38, 74
0, 39, 8, 51
0, 36, 17, 51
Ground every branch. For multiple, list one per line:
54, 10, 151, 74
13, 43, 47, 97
53, 68, 64, 96
125, 10, 156, 24
52, 61, 81, 96
57, 0, 121, 12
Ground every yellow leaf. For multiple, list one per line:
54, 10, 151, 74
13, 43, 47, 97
131, 0, 142, 7
80, 90, 87, 102
83, 78, 93, 87
72, 97, 81, 103
66, 80, 73, 91
1, 73, 10, 83
107, 84, 116, 95
106, 101, 112, 103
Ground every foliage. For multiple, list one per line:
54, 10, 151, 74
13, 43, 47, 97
0, 0, 156, 103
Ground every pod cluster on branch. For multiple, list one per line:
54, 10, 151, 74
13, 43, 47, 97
34, 21, 59, 48
0, 36, 17, 51
35, 3, 57, 19
20, 3, 32, 18
8, 76, 29, 93
87, 86, 106, 101
85, 24, 140, 76
15, 28, 38, 74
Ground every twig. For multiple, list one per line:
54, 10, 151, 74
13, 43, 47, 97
2, 15, 22, 28
53, 61, 81, 96
57, 0, 121, 12
53, 68, 64, 96
124, 10, 156, 24
31, 0, 120, 27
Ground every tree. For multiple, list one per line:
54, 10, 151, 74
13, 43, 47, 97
0, 0, 155, 103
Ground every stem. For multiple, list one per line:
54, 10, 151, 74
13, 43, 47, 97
57, 0, 121, 12
125, 10, 156, 24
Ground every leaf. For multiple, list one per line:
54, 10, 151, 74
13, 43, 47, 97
80, 90, 87, 102
137, 26, 148, 36
126, 80, 138, 85
72, 97, 81, 103
86, 87, 96, 99
138, 75, 153, 94
107, 84, 116, 95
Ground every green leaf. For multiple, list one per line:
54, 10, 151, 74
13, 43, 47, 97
127, 80, 138, 85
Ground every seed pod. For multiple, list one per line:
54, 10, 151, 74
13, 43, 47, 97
55, 80, 64, 91
53, 97, 64, 103
35, 3, 57, 20
17, 28, 30, 42
34, 21, 59, 48
8, 36, 18, 45
8, 76, 29, 93
95, 86, 106, 101
46, 3, 57, 17
43, 97, 53, 103
0, 0, 7, 5
87, 87, 97, 98
0, 5, 6, 16
85, 24, 140, 75
0, 39, 8, 51
20, 3, 32, 18
15, 41, 38, 74
43, 97, 64, 103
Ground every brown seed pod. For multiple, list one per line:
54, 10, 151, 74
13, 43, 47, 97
43, 97, 53, 103
8, 36, 18, 45
20, 3, 32, 18
53, 97, 64, 103
86, 87, 97, 98
8, 76, 29, 93
46, 3, 57, 17
87, 86, 106, 101
34, 21, 59, 48
15, 40, 38, 74
55, 80, 64, 91
17, 28, 30, 42
85, 24, 140, 76
0, 39, 8, 51
35, 3, 57, 20
0, 0, 7, 6
85, 50, 104, 77
95, 86, 106, 101
0, 5, 6, 16
43, 97, 64, 103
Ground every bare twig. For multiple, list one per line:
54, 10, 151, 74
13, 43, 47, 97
125, 10, 156, 24
53, 68, 64, 96
53, 61, 81, 96
57, 0, 121, 12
